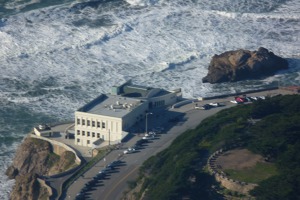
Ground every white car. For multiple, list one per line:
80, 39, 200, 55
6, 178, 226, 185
124, 148, 136, 154
250, 96, 258, 100
143, 135, 155, 140
209, 102, 219, 107
145, 131, 156, 136
230, 100, 238, 104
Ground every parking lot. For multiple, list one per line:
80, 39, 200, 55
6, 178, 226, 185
66, 88, 297, 200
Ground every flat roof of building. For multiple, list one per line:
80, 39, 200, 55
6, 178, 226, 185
77, 94, 145, 118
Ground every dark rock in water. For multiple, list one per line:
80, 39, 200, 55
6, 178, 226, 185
202, 47, 289, 84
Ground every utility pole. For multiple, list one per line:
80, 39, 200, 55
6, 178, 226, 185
108, 129, 110, 146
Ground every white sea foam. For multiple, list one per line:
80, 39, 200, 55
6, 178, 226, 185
0, 1, 300, 198
125, 0, 159, 7
4, 0, 41, 11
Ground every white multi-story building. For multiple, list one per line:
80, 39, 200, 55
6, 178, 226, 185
74, 80, 181, 147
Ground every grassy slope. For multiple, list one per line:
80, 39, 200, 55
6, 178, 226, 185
132, 95, 300, 200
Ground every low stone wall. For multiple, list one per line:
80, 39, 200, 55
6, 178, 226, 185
172, 99, 197, 108
201, 86, 278, 100
207, 146, 257, 195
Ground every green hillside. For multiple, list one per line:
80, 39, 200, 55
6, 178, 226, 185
128, 94, 300, 200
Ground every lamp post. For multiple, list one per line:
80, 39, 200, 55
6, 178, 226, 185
145, 112, 153, 135
108, 129, 111, 146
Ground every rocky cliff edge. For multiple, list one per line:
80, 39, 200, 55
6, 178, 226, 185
6, 137, 77, 200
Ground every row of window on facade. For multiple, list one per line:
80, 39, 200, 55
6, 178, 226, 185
77, 138, 91, 144
154, 100, 165, 107
77, 130, 102, 138
77, 118, 106, 128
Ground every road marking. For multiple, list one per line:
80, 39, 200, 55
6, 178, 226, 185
103, 166, 139, 200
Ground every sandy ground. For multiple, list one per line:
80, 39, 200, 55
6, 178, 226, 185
215, 149, 264, 170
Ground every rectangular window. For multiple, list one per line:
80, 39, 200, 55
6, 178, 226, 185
77, 138, 80, 143
97, 122, 101, 128
87, 120, 90, 126
77, 118, 80, 125
92, 132, 95, 137
92, 121, 95, 127
87, 132, 90, 137
77, 130, 80, 135
82, 119, 85, 125
97, 133, 100, 138
82, 131, 85, 136
87, 140, 90, 144
102, 122, 105, 129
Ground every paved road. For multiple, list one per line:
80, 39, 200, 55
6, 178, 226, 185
65, 88, 295, 200
65, 102, 233, 200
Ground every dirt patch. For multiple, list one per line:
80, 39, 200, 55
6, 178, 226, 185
215, 148, 264, 170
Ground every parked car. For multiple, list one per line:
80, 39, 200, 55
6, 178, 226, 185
85, 179, 97, 187
75, 192, 85, 200
95, 172, 106, 179
136, 139, 148, 146
98, 168, 110, 174
124, 148, 136, 154
106, 160, 122, 168
152, 127, 164, 133
209, 102, 220, 107
143, 135, 155, 140
148, 131, 156, 136
250, 96, 258, 101
235, 97, 246, 103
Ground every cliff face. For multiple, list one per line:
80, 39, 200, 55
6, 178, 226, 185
6, 137, 52, 179
9, 173, 47, 200
202, 47, 288, 83
6, 137, 77, 200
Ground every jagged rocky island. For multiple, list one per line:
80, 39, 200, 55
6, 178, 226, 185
202, 47, 289, 83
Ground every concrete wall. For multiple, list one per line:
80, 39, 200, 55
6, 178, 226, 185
122, 100, 148, 130
201, 87, 279, 100
75, 111, 123, 147
149, 91, 179, 108
172, 99, 197, 108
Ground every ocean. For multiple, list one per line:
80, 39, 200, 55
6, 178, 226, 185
0, 0, 299, 198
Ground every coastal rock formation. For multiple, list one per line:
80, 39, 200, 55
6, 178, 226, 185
9, 173, 50, 200
6, 137, 52, 179
202, 47, 288, 83
6, 137, 77, 200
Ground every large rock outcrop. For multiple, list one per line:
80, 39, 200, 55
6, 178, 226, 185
202, 47, 288, 84
6, 137, 53, 179
6, 137, 77, 200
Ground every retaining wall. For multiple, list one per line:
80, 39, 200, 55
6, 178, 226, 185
172, 99, 197, 108
201, 86, 279, 100
207, 146, 257, 195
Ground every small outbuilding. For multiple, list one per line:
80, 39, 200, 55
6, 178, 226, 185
34, 124, 53, 137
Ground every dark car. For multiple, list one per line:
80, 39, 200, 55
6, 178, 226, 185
75, 192, 85, 200
106, 160, 122, 168
136, 139, 148, 145
202, 104, 212, 110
